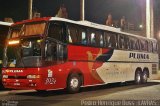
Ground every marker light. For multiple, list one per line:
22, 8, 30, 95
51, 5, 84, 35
8, 40, 20, 45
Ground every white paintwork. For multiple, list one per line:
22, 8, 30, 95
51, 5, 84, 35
0, 21, 12, 26
96, 50, 158, 83
49, 17, 159, 83
49, 17, 156, 41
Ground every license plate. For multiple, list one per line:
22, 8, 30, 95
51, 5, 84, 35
14, 83, 20, 86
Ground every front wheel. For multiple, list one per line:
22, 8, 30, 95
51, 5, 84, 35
67, 73, 81, 93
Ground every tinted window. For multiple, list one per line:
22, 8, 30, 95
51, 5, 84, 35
78, 27, 87, 45
129, 37, 136, 50
104, 32, 111, 47
118, 34, 124, 49
124, 36, 129, 50
153, 41, 158, 53
68, 25, 78, 43
48, 22, 64, 42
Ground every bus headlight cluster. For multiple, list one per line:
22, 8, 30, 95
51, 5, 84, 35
27, 75, 40, 79
3, 75, 8, 79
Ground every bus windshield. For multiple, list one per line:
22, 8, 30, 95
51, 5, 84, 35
10, 22, 46, 38
3, 37, 43, 68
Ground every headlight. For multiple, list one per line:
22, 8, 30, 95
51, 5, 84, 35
3, 75, 8, 79
27, 75, 40, 79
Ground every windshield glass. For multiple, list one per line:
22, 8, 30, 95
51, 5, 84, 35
3, 37, 43, 68
10, 22, 46, 38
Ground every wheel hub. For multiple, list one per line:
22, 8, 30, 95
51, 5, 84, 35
70, 77, 79, 88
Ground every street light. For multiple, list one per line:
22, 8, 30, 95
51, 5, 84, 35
146, 0, 154, 38
80, 0, 85, 21
28, 0, 33, 19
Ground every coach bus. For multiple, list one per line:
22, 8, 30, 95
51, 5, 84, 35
2, 17, 159, 93
0, 21, 12, 86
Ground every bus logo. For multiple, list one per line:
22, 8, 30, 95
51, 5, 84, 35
129, 53, 149, 59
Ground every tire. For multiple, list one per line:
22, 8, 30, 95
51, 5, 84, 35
67, 73, 81, 93
135, 70, 142, 84
142, 71, 148, 83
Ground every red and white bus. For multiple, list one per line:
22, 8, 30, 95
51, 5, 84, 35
2, 17, 159, 93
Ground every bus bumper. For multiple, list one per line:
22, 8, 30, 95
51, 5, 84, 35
2, 79, 41, 90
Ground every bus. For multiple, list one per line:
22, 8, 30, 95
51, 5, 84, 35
0, 21, 12, 86
2, 17, 159, 93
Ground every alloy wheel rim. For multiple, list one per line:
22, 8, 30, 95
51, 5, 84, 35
70, 77, 79, 88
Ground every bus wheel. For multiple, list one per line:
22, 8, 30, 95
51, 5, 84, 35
135, 70, 142, 84
67, 73, 81, 93
142, 71, 148, 83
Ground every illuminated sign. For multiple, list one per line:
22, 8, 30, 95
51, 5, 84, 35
8, 40, 20, 45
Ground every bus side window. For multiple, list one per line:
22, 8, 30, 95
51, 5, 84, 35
140, 40, 144, 51
128, 37, 132, 50
104, 32, 111, 48
153, 41, 158, 53
124, 36, 129, 50
118, 34, 124, 49
77, 27, 87, 45
48, 22, 64, 42
135, 40, 140, 50
148, 41, 153, 52
110, 33, 118, 48
88, 29, 96, 46
129, 37, 136, 50
99, 32, 104, 47
156, 43, 158, 52
67, 25, 78, 43
88, 29, 103, 47
144, 40, 148, 52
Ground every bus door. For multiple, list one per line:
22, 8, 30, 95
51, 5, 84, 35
45, 38, 67, 65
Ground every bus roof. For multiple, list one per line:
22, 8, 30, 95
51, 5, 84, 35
0, 21, 12, 26
12, 17, 156, 41
12, 17, 51, 26
50, 17, 156, 41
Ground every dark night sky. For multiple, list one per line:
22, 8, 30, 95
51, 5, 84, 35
0, 0, 158, 25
